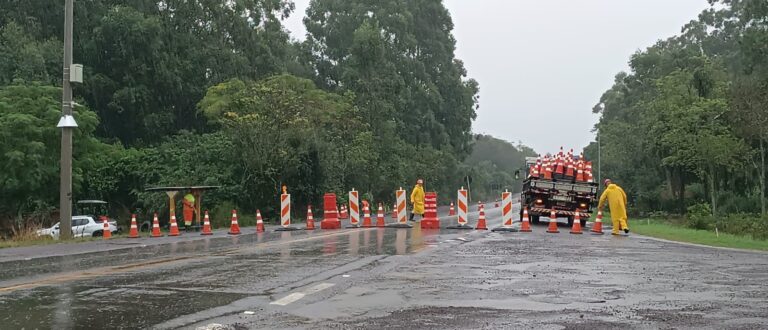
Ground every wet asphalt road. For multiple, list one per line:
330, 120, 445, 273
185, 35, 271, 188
1, 203, 767, 330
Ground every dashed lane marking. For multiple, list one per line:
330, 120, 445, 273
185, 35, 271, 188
270, 282, 335, 306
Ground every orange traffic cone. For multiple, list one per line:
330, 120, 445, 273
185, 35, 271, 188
306, 205, 316, 230
449, 202, 456, 216
475, 207, 488, 230
228, 209, 241, 235
543, 156, 553, 180
102, 218, 112, 239
591, 210, 604, 235
570, 210, 583, 234
201, 211, 213, 235
361, 202, 373, 227
168, 214, 180, 236
547, 209, 560, 233
151, 213, 163, 237
128, 214, 139, 238
339, 205, 348, 219
520, 207, 532, 232
376, 203, 386, 227
576, 161, 585, 182
256, 209, 265, 233
391, 203, 397, 219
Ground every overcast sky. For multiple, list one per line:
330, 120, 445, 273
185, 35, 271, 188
283, 0, 712, 155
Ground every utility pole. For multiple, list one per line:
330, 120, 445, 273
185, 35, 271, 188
59, 0, 75, 239
597, 127, 601, 186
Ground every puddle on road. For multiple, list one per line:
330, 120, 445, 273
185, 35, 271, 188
0, 284, 248, 330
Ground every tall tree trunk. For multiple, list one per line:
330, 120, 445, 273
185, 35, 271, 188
761, 137, 766, 215
677, 169, 686, 214
709, 163, 717, 215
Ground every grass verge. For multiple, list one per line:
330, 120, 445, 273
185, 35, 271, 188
632, 219, 768, 251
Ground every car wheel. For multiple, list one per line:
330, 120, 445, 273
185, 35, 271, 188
580, 219, 587, 227
567, 216, 574, 227
531, 215, 540, 224
92, 231, 103, 237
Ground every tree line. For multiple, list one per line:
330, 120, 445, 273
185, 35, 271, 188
585, 0, 768, 219
0, 0, 533, 231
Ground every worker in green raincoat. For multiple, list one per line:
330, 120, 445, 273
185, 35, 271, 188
182, 193, 196, 226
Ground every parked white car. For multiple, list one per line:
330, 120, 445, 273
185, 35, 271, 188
36, 215, 118, 239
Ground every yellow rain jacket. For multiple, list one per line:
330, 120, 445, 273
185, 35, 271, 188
598, 183, 628, 233
410, 184, 425, 215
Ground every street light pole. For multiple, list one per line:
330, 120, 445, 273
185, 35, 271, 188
59, 0, 74, 239
597, 127, 602, 185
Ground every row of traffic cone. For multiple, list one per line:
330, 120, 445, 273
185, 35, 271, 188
529, 147, 594, 183
116, 205, 606, 238
545, 208, 604, 235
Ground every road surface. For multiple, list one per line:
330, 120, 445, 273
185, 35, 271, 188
1, 204, 767, 329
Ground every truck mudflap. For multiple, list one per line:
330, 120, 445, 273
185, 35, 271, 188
530, 207, 590, 218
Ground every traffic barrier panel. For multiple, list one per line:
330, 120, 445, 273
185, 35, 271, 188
168, 214, 180, 236
128, 214, 139, 238
570, 210, 583, 234
421, 192, 440, 229
591, 210, 604, 235
151, 213, 163, 238
347, 189, 360, 228
321, 193, 341, 229
256, 209, 265, 232
547, 209, 560, 233
447, 187, 472, 230
201, 211, 213, 235
376, 203, 386, 227
492, 190, 518, 232
276, 186, 301, 231
102, 218, 112, 239
387, 187, 413, 228
228, 209, 241, 235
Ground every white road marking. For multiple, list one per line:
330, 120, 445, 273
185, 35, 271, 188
305, 282, 335, 294
270, 282, 335, 306
270, 292, 305, 306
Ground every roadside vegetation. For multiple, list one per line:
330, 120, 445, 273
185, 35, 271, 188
0, 1, 534, 239
586, 0, 768, 243
632, 218, 768, 252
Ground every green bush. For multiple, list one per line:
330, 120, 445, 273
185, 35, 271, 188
686, 203, 713, 230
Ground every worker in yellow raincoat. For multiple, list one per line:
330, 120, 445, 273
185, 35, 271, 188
409, 179, 425, 222
597, 179, 629, 235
